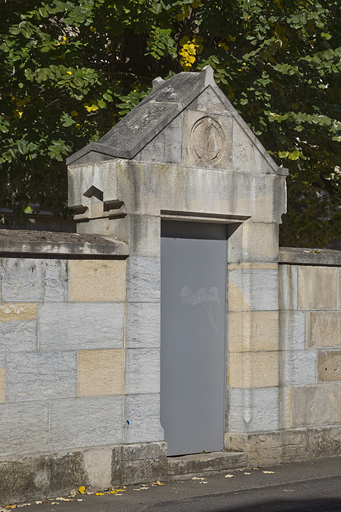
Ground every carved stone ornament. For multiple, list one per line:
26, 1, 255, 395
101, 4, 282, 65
190, 116, 224, 165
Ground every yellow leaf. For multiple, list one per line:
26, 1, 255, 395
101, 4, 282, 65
263, 471, 275, 474
95, 493, 105, 496
78, 486, 85, 494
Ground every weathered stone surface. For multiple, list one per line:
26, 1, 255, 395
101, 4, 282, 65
0, 451, 87, 505
6, 352, 77, 402
228, 311, 279, 352
318, 351, 341, 382
0, 319, 37, 353
77, 349, 124, 396
228, 387, 279, 433
50, 396, 123, 450
0, 402, 49, 456
298, 266, 338, 311
124, 393, 164, 444
83, 446, 112, 489
228, 352, 279, 388
69, 259, 126, 302
136, 114, 183, 165
182, 110, 232, 169
291, 383, 341, 427
39, 303, 124, 351
228, 269, 278, 311
1, 258, 67, 302
279, 311, 306, 350
127, 256, 160, 302
280, 350, 317, 386
167, 451, 246, 477
125, 349, 160, 394
127, 302, 160, 348
228, 221, 279, 264
0, 368, 5, 403
0, 303, 37, 322
280, 247, 341, 267
279, 265, 298, 311
307, 312, 341, 348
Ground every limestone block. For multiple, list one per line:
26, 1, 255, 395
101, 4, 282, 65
307, 312, 341, 348
228, 311, 279, 352
279, 350, 317, 386
124, 393, 164, 444
318, 351, 341, 382
0, 402, 49, 456
125, 349, 160, 394
77, 349, 124, 396
279, 311, 306, 350
228, 387, 279, 432
298, 266, 337, 311
228, 222, 279, 263
127, 256, 160, 302
279, 265, 298, 311
182, 110, 232, 170
69, 260, 126, 302
103, 215, 161, 257
50, 396, 123, 450
39, 302, 124, 351
6, 352, 77, 402
0, 319, 37, 353
127, 302, 160, 348
228, 351, 279, 388
291, 383, 341, 427
228, 269, 278, 311
0, 303, 37, 322
1, 258, 67, 302
279, 386, 292, 429
232, 120, 275, 176
0, 368, 5, 403
83, 446, 113, 489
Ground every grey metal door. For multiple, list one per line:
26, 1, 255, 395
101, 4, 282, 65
161, 222, 227, 456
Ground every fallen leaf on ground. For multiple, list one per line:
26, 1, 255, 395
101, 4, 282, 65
283, 489, 294, 492
244, 472, 251, 475
56, 498, 72, 502
5, 506, 17, 509
199, 481, 208, 484
77, 499, 84, 502
78, 486, 85, 495
262, 471, 275, 474
50, 503, 59, 505
225, 474, 235, 478
192, 477, 205, 480
95, 493, 105, 496
154, 481, 164, 486
16, 505, 31, 508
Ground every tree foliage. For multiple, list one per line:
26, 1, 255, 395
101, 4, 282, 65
1, 0, 340, 246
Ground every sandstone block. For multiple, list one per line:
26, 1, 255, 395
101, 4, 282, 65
228, 351, 279, 388
127, 302, 160, 348
1, 258, 67, 302
307, 312, 341, 348
6, 352, 77, 402
318, 351, 341, 382
77, 349, 124, 396
228, 311, 279, 352
279, 311, 306, 350
238, 222, 279, 263
0, 303, 37, 322
228, 387, 279, 432
298, 266, 337, 310
228, 269, 278, 312
279, 265, 298, 311
0, 402, 49, 456
0, 319, 37, 353
291, 383, 341, 427
124, 393, 164, 444
279, 350, 317, 386
50, 396, 123, 450
69, 259, 126, 302
127, 256, 160, 302
0, 368, 5, 403
125, 348, 160, 394
39, 302, 124, 351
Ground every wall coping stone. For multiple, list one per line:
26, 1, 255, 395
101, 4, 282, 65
0, 230, 128, 258
279, 247, 341, 267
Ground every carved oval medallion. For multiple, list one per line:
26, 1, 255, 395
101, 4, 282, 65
190, 116, 224, 164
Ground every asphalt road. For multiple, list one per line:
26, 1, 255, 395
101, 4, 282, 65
3, 456, 341, 512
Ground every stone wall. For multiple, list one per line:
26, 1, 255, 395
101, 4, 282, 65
279, 248, 341, 432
